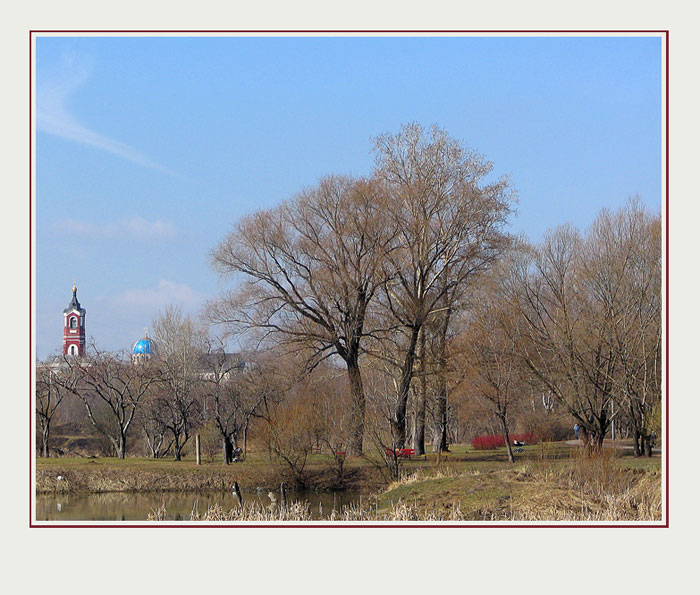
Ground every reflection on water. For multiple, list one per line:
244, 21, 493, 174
36, 489, 363, 521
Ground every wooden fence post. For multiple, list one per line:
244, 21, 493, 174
195, 434, 201, 465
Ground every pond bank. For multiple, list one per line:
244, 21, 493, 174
35, 456, 385, 495
35, 449, 662, 521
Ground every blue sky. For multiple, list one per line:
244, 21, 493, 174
35, 35, 662, 360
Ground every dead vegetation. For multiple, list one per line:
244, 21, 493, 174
144, 451, 661, 522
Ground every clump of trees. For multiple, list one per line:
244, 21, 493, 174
499, 199, 661, 452
59, 346, 162, 459
210, 123, 515, 456
36, 124, 661, 465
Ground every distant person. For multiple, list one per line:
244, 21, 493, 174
574, 424, 580, 439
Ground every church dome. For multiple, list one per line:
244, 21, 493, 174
131, 330, 155, 356
132, 339, 153, 354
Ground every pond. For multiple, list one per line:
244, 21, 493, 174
35, 489, 366, 521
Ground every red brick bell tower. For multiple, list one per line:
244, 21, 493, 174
63, 282, 86, 356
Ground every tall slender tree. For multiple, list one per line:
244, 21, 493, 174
36, 364, 78, 457
372, 123, 514, 448
152, 306, 206, 461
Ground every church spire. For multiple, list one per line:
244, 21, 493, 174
63, 281, 86, 356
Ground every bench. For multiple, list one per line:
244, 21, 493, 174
385, 448, 416, 459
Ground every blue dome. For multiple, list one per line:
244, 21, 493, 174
132, 339, 153, 355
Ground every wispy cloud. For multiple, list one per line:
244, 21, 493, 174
109, 280, 205, 311
37, 52, 172, 174
55, 216, 177, 241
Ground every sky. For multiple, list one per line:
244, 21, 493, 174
34, 35, 662, 360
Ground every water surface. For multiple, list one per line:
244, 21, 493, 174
36, 489, 364, 521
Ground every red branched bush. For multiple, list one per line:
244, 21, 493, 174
471, 435, 504, 450
470, 433, 537, 450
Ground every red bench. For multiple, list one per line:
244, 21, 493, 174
385, 448, 416, 459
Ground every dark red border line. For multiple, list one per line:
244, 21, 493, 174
29, 30, 33, 530
30, 29, 669, 33
29, 30, 670, 529
665, 31, 670, 526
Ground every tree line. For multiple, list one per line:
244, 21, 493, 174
37, 123, 661, 468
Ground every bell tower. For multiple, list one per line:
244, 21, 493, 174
63, 282, 86, 356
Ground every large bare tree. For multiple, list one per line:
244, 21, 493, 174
372, 123, 514, 448
210, 175, 397, 455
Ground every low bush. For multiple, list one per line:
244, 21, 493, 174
471, 433, 536, 450
471, 435, 504, 450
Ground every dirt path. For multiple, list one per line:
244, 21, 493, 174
565, 439, 661, 454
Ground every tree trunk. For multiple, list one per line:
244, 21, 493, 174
173, 434, 182, 461
500, 414, 514, 463
413, 328, 426, 455
117, 434, 126, 459
346, 355, 365, 456
243, 423, 249, 459
633, 430, 642, 457
432, 308, 451, 453
392, 325, 421, 449
643, 433, 655, 457
41, 425, 50, 458
223, 435, 234, 465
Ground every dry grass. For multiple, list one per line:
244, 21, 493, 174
376, 449, 662, 522
146, 452, 661, 522
505, 449, 662, 521
148, 501, 316, 521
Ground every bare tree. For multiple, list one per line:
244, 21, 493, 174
256, 362, 320, 487
152, 306, 205, 461
372, 122, 514, 448
503, 200, 661, 453
452, 293, 525, 463
62, 347, 160, 458
504, 229, 614, 449
361, 358, 410, 482
36, 364, 77, 457
303, 366, 355, 486
138, 393, 172, 459
581, 199, 661, 455
210, 175, 397, 455
199, 339, 247, 464
199, 340, 281, 464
